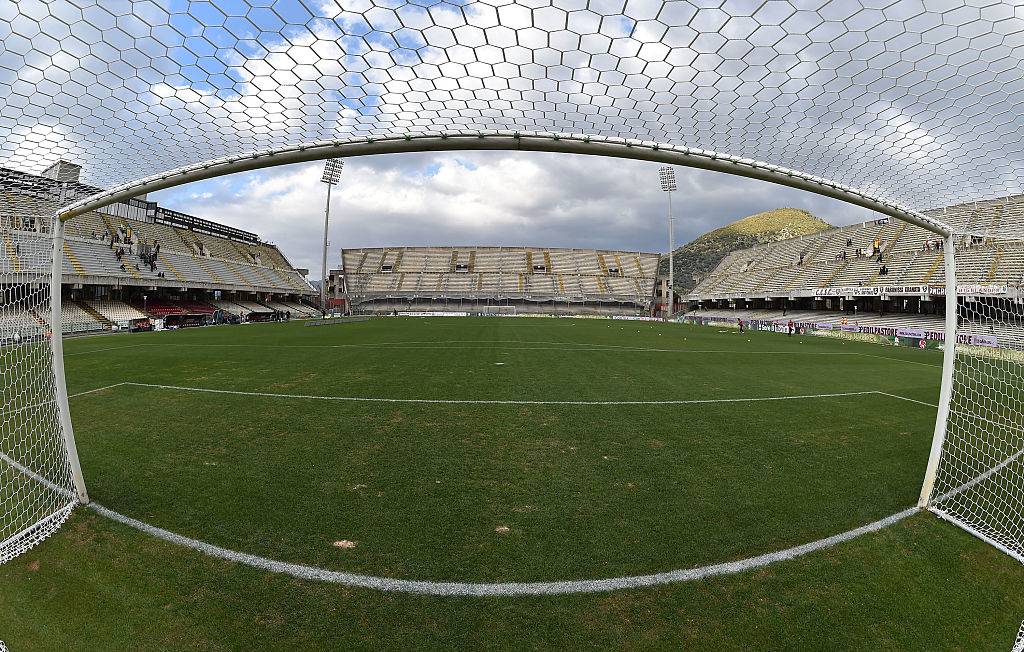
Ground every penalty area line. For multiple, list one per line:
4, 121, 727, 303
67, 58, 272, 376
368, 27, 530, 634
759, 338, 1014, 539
120, 382, 888, 406
86, 502, 917, 597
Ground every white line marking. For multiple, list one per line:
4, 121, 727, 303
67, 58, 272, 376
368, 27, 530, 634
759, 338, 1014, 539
933, 444, 1024, 505
874, 392, 938, 408
69, 382, 126, 398
0, 450, 73, 499
0, 384, 125, 499
854, 353, 943, 369
87, 502, 916, 596
64, 344, 146, 356
121, 382, 887, 406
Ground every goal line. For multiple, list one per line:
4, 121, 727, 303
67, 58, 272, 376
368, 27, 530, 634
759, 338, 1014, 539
86, 501, 917, 597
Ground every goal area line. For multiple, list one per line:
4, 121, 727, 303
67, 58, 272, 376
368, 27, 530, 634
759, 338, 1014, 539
86, 502, 918, 597
83, 382, 938, 408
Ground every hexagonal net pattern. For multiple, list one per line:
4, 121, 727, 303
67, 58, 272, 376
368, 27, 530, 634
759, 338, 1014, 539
0, 0, 1022, 232
1, 0, 1024, 575
930, 248, 1024, 563
0, 191, 77, 565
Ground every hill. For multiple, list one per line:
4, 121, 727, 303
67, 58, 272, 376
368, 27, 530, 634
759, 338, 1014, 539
660, 208, 833, 293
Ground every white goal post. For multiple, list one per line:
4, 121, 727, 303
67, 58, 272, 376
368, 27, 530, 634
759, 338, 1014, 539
483, 305, 517, 316
0, 193, 85, 565
4, 137, 1024, 577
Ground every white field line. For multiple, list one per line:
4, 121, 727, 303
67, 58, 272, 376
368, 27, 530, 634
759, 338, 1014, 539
854, 353, 943, 369
146, 342, 857, 353
120, 382, 896, 406
69, 382, 127, 398
64, 344, 146, 356
0, 384, 124, 498
87, 502, 917, 596
873, 392, 938, 408
2, 383, 124, 418
932, 445, 1024, 505
0, 449, 73, 499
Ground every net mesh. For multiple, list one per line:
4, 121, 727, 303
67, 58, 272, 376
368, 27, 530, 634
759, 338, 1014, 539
0, 0, 1023, 231
1014, 620, 1024, 652
0, 192, 77, 565
0, 0, 1022, 627
930, 238, 1024, 562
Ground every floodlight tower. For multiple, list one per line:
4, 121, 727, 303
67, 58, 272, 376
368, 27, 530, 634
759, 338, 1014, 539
320, 158, 344, 311
659, 166, 677, 319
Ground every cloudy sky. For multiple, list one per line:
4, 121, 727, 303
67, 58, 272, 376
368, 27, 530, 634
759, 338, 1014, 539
150, 151, 879, 274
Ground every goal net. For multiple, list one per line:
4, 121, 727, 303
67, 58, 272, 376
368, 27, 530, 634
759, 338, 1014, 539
925, 237, 1024, 563
483, 305, 517, 316
0, 193, 78, 564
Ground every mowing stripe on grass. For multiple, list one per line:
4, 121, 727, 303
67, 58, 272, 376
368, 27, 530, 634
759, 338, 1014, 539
121, 382, 890, 406
87, 502, 917, 596
65, 339, 944, 370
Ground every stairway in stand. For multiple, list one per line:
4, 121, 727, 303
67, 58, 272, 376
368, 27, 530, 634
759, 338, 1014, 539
62, 241, 87, 275
78, 302, 113, 329
3, 231, 22, 273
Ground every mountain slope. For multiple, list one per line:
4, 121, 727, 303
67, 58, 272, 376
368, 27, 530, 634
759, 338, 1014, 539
660, 208, 833, 293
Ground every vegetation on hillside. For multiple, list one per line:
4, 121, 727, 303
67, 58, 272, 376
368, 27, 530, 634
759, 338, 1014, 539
659, 207, 833, 292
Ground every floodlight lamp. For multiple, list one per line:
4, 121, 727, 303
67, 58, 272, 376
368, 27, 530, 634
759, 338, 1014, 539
321, 159, 344, 185
659, 166, 677, 192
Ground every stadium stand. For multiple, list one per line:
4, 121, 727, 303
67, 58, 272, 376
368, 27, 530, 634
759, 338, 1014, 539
2, 165, 313, 298
2, 165, 317, 335
342, 246, 660, 315
688, 200, 1024, 300
85, 300, 148, 323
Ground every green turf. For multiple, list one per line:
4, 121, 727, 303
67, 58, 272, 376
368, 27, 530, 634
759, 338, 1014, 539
3, 317, 1023, 649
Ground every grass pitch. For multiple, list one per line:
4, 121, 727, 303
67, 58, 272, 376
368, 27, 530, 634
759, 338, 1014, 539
2, 317, 1023, 649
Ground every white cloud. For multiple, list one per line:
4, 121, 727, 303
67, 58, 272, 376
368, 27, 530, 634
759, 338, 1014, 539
150, 151, 878, 275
